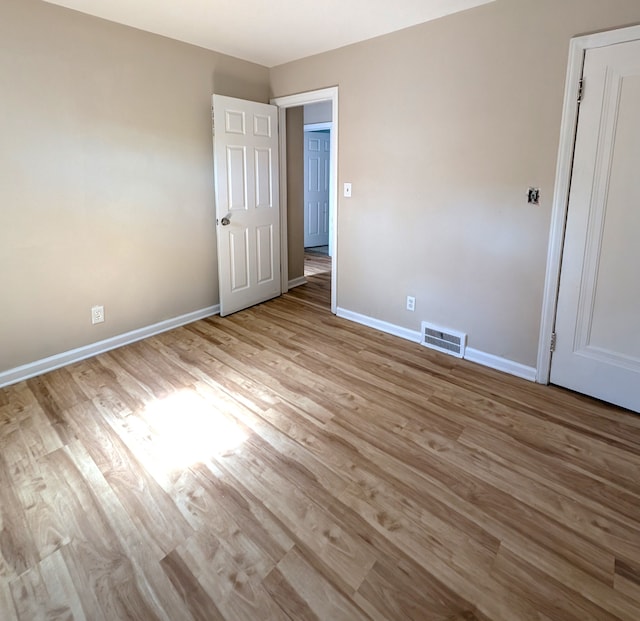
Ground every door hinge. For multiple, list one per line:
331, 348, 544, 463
550, 332, 557, 352
577, 79, 584, 104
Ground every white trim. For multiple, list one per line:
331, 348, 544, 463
337, 307, 536, 381
275, 104, 290, 296
0, 305, 220, 389
304, 122, 332, 132
537, 24, 640, 384
464, 348, 537, 382
271, 87, 339, 315
288, 276, 308, 289
336, 307, 421, 343
272, 87, 338, 108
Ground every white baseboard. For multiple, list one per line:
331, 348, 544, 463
288, 276, 308, 289
336, 308, 422, 343
336, 307, 536, 382
0, 305, 220, 389
464, 347, 537, 382
2, 303, 537, 389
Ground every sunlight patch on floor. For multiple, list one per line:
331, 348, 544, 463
143, 389, 247, 469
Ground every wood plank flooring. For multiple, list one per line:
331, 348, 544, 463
1, 255, 640, 620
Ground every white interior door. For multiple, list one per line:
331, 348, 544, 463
213, 95, 280, 317
551, 39, 640, 413
304, 130, 330, 248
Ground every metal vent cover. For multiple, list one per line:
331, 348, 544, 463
420, 322, 467, 358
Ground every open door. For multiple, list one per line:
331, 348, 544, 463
550, 38, 640, 413
212, 95, 281, 316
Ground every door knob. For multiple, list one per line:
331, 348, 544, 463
221, 217, 230, 226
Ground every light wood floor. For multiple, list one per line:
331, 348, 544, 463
1, 256, 640, 620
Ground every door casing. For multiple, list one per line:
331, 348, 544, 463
537, 24, 640, 383
271, 87, 339, 314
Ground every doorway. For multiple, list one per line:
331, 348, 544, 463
271, 87, 339, 314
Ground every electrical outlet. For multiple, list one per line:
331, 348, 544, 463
406, 296, 416, 312
91, 305, 105, 325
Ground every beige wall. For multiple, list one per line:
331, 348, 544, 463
270, 0, 640, 368
4, 0, 640, 378
304, 101, 333, 125
0, 0, 269, 373
286, 107, 305, 282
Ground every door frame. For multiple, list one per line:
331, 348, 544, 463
537, 24, 640, 384
271, 87, 339, 314
305, 122, 332, 131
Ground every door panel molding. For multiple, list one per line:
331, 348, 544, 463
537, 24, 640, 383
573, 68, 622, 353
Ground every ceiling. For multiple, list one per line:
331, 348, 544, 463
43, 0, 495, 68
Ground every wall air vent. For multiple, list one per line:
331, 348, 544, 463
420, 322, 467, 359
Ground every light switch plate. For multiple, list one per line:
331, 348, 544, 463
343, 183, 352, 198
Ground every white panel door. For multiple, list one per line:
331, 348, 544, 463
551, 40, 640, 413
213, 95, 280, 316
304, 130, 330, 248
